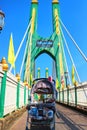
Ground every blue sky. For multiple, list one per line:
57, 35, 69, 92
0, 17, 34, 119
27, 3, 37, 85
0, 0, 87, 82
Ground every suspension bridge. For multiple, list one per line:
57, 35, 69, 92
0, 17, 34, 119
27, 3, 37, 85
0, 0, 87, 130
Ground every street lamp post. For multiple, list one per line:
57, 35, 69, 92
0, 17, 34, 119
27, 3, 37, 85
0, 10, 5, 31
64, 72, 69, 105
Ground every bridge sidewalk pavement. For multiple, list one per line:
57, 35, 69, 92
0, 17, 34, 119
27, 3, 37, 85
7, 104, 87, 130
9, 112, 27, 130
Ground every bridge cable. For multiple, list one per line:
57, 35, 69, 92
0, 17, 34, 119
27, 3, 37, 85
19, 31, 31, 78
9, 19, 32, 73
60, 25, 81, 83
53, 15, 72, 84
53, 15, 82, 82
59, 26, 72, 85
59, 18, 87, 62
24, 32, 32, 83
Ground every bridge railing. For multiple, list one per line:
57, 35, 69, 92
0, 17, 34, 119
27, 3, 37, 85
4, 71, 18, 116
57, 82, 87, 108
0, 65, 29, 118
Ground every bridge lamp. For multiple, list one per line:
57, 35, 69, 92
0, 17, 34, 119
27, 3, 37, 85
64, 72, 68, 88
0, 10, 5, 31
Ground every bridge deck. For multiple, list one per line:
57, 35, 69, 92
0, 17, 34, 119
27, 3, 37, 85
8, 104, 87, 130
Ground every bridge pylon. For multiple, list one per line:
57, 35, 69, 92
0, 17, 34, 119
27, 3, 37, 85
23, 0, 67, 89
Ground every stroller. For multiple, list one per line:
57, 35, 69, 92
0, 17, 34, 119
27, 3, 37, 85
26, 78, 56, 130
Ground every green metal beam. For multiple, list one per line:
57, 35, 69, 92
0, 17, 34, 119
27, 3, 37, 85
0, 72, 7, 117
16, 81, 20, 109
23, 0, 67, 91
45, 68, 49, 78
37, 68, 40, 78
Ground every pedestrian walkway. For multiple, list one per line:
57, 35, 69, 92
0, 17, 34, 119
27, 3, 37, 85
9, 112, 27, 130
7, 104, 87, 130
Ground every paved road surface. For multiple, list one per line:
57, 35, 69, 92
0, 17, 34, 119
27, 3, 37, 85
9, 104, 87, 130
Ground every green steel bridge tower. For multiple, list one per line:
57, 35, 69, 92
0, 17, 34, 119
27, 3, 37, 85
23, 0, 67, 90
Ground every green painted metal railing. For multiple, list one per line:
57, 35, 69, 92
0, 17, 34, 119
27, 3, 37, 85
57, 83, 87, 107
0, 70, 29, 118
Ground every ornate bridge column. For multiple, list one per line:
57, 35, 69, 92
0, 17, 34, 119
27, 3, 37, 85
52, 0, 66, 89
24, 0, 38, 85
24, 0, 67, 90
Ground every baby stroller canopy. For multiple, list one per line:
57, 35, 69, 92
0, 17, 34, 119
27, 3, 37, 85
31, 78, 55, 94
